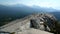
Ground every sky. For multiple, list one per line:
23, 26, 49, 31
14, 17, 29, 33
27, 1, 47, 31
0, 0, 60, 10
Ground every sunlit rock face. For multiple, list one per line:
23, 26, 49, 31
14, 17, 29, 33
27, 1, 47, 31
30, 13, 57, 32
0, 13, 56, 34
17, 28, 53, 34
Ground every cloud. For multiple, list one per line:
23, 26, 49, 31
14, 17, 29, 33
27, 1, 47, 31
0, 0, 60, 10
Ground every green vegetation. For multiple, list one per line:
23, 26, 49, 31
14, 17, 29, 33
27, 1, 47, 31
55, 21, 60, 34
55, 21, 60, 29
0, 17, 17, 27
57, 21, 60, 27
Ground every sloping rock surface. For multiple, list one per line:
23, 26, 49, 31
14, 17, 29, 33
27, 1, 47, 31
17, 28, 53, 34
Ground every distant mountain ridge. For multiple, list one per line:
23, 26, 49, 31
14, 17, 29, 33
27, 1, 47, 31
50, 12, 60, 21
0, 4, 60, 21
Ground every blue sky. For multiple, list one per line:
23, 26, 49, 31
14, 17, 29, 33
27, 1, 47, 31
0, 0, 60, 10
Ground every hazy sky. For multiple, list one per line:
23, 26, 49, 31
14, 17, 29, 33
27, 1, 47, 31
0, 0, 60, 10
